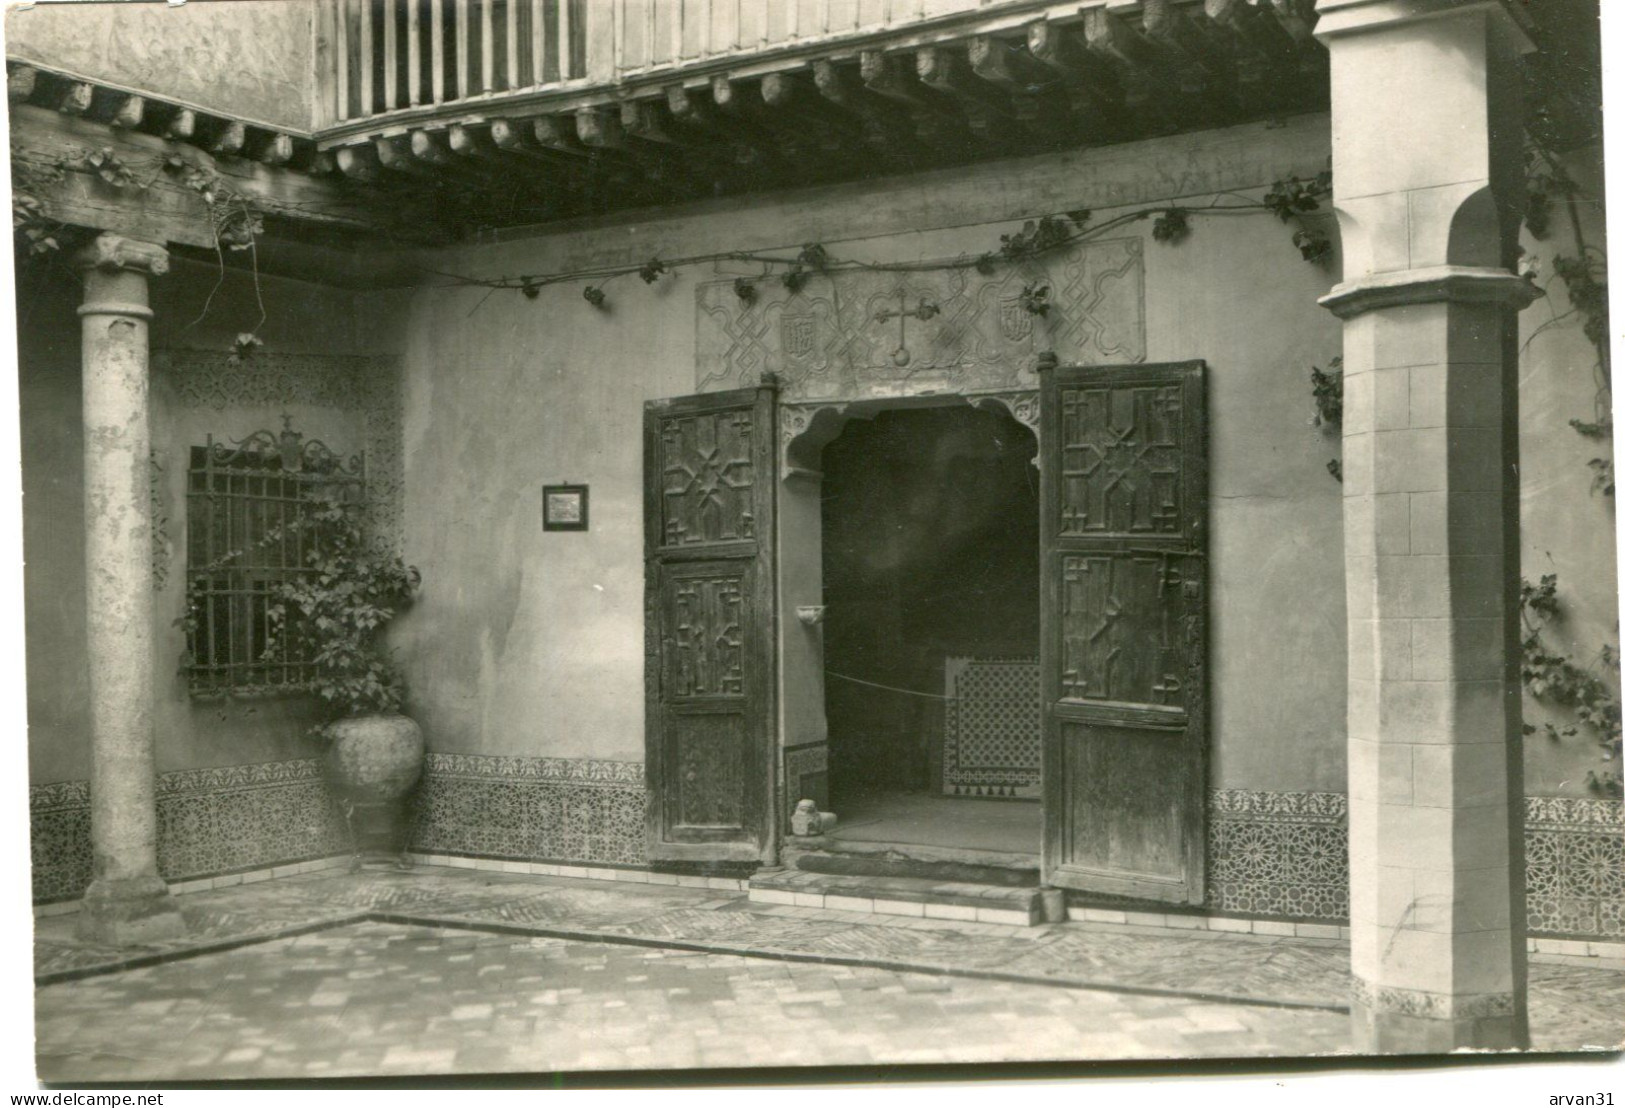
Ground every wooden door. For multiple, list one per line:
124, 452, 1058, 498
1040, 361, 1207, 903
644, 384, 777, 864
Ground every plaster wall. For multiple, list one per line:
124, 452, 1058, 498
22, 258, 380, 786
392, 114, 1353, 793
1516, 146, 1620, 796
3, 0, 316, 133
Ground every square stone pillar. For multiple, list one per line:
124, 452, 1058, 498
1316, 0, 1534, 1052
74, 233, 187, 944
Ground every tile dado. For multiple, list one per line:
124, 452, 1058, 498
1207, 791, 1625, 939
1526, 796, 1625, 940
31, 760, 347, 903
32, 759, 1624, 943
1206, 789, 1351, 922
409, 753, 646, 867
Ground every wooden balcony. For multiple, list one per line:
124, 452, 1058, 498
318, 0, 1068, 131
308, 0, 1334, 230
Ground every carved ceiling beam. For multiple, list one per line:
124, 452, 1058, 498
860, 50, 969, 151
165, 109, 196, 141
967, 34, 1086, 145
574, 106, 626, 150
254, 132, 295, 167
208, 119, 247, 157
302, 149, 338, 176
1082, 8, 1180, 133
109, 94, 144, 130
8, 64, 36, 102
336, 142, 382, 182
666, 82, 775, 178
412, 128, 509, 190
711, 76, 816, 165
1268, 0, 1320, 49
812, 59, 922, 158
620, 98, 680, 145
1197, 0, 1299, 110
374, 133, 438, 179
57, 81, 93, 116
576, 105, 687, 189
916, 46, 1027, 151
528, 114, 648, 190
1140, 0, 1237, 124
760, 70, 873, 168
454, 121, 607, 208
1025, 21, 1126, 141
9, 103, 437, 246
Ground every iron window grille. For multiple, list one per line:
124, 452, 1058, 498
184, 417, 366, 698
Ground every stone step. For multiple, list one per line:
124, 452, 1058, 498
783, 836, 1041, 887
748, 867, 1062, 927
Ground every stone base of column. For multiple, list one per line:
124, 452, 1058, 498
1351, 980, 1525, 1054
76, 874, 187, 945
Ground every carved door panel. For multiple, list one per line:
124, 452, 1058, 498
645, 385, 777, 864
1040, 362, 1206, 903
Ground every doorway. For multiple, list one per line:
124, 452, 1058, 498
819, 404, 1041, 857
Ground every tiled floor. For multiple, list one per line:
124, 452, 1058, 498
36, 921, 1356, 1081
32, 864, 1625, 1082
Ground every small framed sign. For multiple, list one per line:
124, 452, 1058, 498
542, 484, 589, 531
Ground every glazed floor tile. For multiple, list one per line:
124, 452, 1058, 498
36, 921, 1355, 1081
31, 862, 1625, 1078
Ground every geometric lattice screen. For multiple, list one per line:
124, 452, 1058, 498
942, 657, 1041, 799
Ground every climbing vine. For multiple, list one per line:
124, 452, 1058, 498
1523, 144, 1612, 498
10, 140, 270, 354
435, 170, 1336, 316
1308, 356, 1344, 483
1514, 144, 1619, 795
1520, 574, 1622, 797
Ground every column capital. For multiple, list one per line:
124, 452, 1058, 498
75, 233, 170, 278
1314, 0, 1533, 46
1318, 264, 1536, 320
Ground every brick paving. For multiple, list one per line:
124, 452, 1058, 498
31, 864, 1625, 1081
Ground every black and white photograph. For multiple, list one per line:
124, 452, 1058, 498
1, 0, 1621, 1093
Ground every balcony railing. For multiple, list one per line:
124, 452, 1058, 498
318, 0, 1016, 130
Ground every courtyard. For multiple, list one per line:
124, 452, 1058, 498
31, 864, 1625, 1081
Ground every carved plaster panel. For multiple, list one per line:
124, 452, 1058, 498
779, 390, 1039, 478
697, 237, 1145, 402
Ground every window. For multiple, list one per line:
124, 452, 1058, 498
184, 420, 364, 697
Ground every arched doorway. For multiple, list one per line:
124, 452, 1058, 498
818, 403, 1041, 856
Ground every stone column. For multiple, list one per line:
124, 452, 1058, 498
1315, 0, 1533, 1052
75, 233, 187, 945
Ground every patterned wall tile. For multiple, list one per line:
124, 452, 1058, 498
409, 755, 647, 866
1207, 791, 1623, 937
1524, 798, 1624, 939
33, 753, 1625, 942
1205, 790, 1349, 922
942, 658, 1040, 798
30, 759, 348, 903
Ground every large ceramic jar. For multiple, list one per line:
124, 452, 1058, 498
325, 713, 425, 802
324, 714, 424, 865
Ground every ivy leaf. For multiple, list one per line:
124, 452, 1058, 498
638, 257, 667, 284
1151, 208, 1190, 244
582, 285, 607, 308
733, 276, 757, 304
